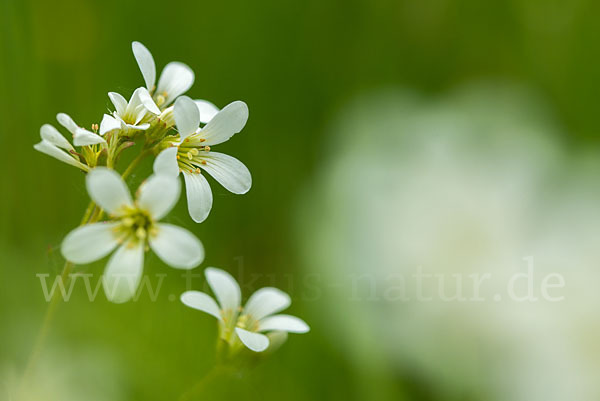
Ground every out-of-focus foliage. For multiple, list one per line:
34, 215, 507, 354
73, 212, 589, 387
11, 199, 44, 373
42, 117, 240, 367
1, 0, 600, 400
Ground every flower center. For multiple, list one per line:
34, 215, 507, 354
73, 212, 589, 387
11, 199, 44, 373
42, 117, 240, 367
235, 314, 259, 332
113, 206, 156, 246
175, 138, 211, 174
154, 91, 168, 107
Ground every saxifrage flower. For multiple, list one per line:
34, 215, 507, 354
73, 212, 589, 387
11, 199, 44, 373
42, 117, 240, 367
181, 267, 309, 352
153, 96, 251, 223
61, 168, 204, 303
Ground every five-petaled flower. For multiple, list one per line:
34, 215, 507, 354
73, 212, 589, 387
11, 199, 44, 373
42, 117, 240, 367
153, 96, 252, 223
181, 267, 309, 352
61, 168, 204, 303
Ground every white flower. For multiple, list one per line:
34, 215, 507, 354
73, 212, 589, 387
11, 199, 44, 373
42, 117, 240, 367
34, 124, 88, 171
181, 267, 309, 352
34, 113, 106, 171
132, 41, 194, 109
153, 96, 251, 223
101, 87, 161, 136
61, 168, 204, 303
57, 112, 106, 146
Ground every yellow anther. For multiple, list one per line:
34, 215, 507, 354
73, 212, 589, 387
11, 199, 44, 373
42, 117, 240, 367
122, 217, 135, 227
176, 155, 180, 160
136, 227, 146, 239
195, 168, 201, 174
201, 160, 207, 165
204, 146, 211, 151
156, 94, 166, 107
236, 314, 249, 329
200, 138, 206, 142
187, 152, 193, 160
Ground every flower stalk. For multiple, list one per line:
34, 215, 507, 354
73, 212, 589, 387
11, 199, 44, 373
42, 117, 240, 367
22, 139, 169, 387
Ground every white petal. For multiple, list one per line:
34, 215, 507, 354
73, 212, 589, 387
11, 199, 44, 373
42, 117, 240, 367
199, 101, 248, 146
205, 267, 241, 312
34, 140, 87, 171
56, 112, 79, 134
243, 287, 291, 320
153, 147, 180, 177
61, 222, 120, 264
99, 114, 121, 136
150, 223, 204, 269
108, 92, 128, 116
132, 41, 156, 90
102, 242, 144, 303
183, 172, 213, 223
156, 62, 195, 107
127, 87, 151, 117
195, 99, 219, 124
197, 152, 251, 194
180, 291, 222, 320
40, 124, 72, 150
137, 174, 180, 220
258, 314, 310, 333
235, 328, 269, 352
125, 123, 150, 131
136, 87, 161, 115
174, 96, 200, 139
73, 128, 106, 146
86, 167, 133, 215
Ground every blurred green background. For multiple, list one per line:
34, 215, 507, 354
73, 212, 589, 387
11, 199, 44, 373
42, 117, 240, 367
2, 0, 600, 400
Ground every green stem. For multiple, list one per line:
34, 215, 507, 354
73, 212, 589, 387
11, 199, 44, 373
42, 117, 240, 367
121, 147, 153, 180
19, 200, 102, 397
19, 261, 74, 386
80, 200, 96, 225
178, 366, 228, 401
20, 144, 155, 398
87, 205, 103, 224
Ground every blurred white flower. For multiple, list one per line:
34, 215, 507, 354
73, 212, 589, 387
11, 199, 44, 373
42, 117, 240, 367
181, 267, 309, 352
132, 41, 194, 109
153, 96, 251, 223
61, 168, 204, 303
299, 85, 600, 401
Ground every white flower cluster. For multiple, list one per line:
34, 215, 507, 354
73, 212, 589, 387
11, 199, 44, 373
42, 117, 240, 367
34, 42, 308, 353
